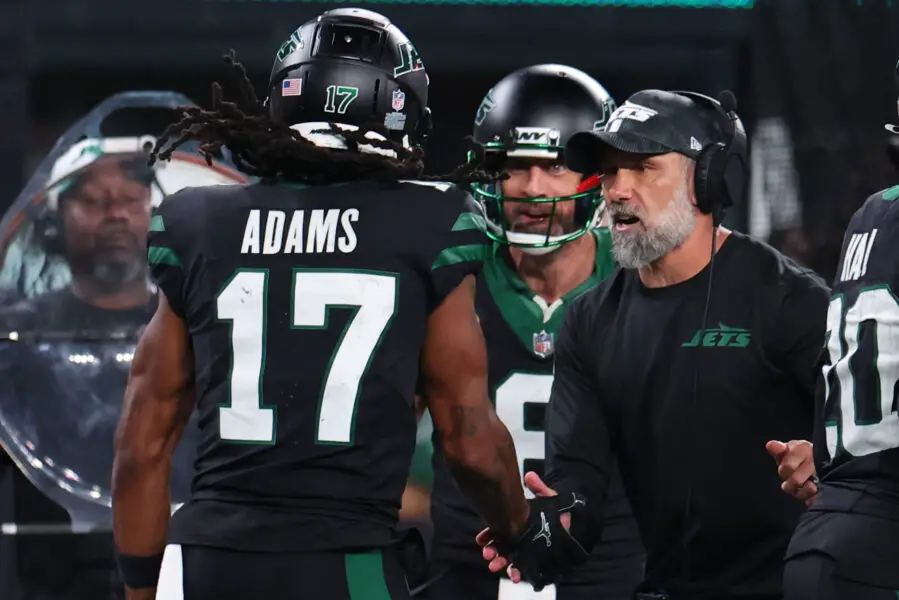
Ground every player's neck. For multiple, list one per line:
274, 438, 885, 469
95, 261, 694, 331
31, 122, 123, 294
637, 223, 730, 289
508, 233, 596, 303
70, 277, 153, 310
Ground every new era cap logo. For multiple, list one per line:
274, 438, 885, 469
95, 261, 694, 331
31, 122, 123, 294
606, 101, 658, 133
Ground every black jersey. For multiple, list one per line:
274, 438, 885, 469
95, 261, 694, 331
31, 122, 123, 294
430, 229, 643, 587
811, 185, 899, 520
147, 180, 487, 553
547, 232, 829, 599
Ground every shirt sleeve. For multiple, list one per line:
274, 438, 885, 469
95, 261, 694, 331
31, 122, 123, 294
543, 294, 613, 551
427, 191, 490, 308
774, 268, 831, 399
146, 191, 192, 319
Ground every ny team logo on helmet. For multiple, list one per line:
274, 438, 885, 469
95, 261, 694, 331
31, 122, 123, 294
470, 64, 616, 251
266, 8, 432, 147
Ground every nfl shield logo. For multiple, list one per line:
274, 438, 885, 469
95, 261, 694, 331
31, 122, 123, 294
533, 330, 554, 358
392, 89, 406, 111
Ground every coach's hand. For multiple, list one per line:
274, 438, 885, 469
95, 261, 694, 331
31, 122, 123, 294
766, 439, 817, 504
476, 472, 572, 583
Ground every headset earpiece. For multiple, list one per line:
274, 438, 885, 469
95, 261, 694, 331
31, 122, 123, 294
693, 141, 726, 217
669, 90, 748, 224
33, 205, 67, 256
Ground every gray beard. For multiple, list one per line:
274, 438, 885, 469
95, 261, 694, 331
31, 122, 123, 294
610, 182, 696, 269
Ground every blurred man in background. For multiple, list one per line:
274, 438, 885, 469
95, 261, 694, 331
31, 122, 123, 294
0, 139, 157, 600
0, 138, 158, 331
423, 64, 645, 600
0, 127, 243, 599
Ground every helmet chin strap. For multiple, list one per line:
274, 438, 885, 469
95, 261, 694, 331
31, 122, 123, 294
505, 231, 567, 256
518, 245, 562, 257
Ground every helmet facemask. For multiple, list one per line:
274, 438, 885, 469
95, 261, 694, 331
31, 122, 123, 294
471, 130, 604, 255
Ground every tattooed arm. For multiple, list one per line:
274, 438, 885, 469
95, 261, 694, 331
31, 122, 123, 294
420, 274, 529, 539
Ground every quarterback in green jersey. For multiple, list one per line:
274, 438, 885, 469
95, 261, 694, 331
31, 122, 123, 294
421, 65, 646, 600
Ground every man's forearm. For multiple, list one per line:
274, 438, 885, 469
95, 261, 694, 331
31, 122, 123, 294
443, 410, 529, 540
111, 448, 173, 559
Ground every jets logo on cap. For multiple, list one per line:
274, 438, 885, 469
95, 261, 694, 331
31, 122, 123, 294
606, 101, 658, 133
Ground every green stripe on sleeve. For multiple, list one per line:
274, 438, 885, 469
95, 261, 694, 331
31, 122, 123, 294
147, 246, 182, 267
451, 211, 487, 232
431, 243, 487, 270
149, 215, 165, 232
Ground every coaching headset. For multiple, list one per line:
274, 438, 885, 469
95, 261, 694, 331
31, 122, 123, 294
669, 89, 748, 222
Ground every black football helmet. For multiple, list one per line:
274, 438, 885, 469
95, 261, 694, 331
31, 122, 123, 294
267, 8, 432, 147
471, 64, 615, 251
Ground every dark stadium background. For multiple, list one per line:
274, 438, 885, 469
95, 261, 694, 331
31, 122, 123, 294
2, 0, 899, 595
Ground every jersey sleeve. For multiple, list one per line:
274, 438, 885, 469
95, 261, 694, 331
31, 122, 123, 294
427, 190, 490, 308
146, 189, 196, 319
544, 293, 612, 552
773, 265, 831, 400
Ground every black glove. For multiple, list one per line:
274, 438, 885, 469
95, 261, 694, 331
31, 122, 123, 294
501, 493, 591, 591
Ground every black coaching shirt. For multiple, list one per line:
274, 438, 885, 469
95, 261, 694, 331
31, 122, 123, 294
545, 231, 829, 599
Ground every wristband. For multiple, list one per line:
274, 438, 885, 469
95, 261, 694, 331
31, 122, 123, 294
115, 548, 164, 589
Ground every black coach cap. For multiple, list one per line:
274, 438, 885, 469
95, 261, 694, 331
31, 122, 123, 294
565, 89, 724, 174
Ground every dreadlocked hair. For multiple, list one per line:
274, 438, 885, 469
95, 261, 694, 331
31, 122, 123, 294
149, 50, 505, 188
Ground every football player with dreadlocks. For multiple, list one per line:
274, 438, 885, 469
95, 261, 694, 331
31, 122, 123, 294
109, 9, 551, 600
422, 65, 645, 600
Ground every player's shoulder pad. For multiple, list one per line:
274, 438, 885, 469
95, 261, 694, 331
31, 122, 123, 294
399, 180, 486, 231
426, 187, 489, 273
154, 183, 248, 230
870, 184, 899, 204
149, 185, 240, 268
153, 185, 210, 224
853, 185, 899, 228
